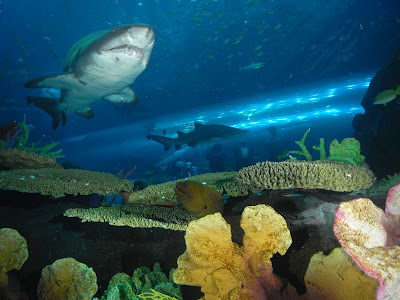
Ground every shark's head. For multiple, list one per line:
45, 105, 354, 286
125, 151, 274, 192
84, 24, 155, 81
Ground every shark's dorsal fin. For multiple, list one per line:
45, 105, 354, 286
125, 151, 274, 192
24, 73, 79, 89
104, 87, 139, 105
177, 131, 185, 139
194, 122, 204, 130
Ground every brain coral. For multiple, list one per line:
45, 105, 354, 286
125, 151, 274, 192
237, 160, 375, 193
0, 168, 134, 198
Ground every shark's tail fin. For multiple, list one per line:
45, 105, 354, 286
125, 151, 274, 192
147, 135, 176, 151
27, 96, 67, 130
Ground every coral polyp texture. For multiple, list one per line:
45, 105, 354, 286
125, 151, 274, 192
0, 149, 63, 170
237, 160, 375, 193
37, 257, 97, 300
0, 168, 134, 198
64, 204, 195, 231
333, 183, 400, 300
173, 204, 297, 299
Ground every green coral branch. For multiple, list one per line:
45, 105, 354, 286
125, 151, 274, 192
312, 138, 326, 160
286, 129, 365, 166
13, 115, 64, 158
289, 128, 312, 161
15, 114, 29, 147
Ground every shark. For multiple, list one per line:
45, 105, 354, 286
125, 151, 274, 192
24, 24, 155, 129
147, 122, 249, 151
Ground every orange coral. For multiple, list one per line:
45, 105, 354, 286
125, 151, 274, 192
173, 204, 296, 299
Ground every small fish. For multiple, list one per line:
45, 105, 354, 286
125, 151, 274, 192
282, 193, 305, 197
253, 45, 262, 51
240, 62, 264, 71
373, 85, 400, 105
231, 33, 243, 45
42, 36, 52, 41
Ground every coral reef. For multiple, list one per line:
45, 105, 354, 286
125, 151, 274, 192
37, 257, 98, 300
173, 204, 297, 299
0, 149, 63, 170
289, 128, 365, 166
100, 263, 181, 300
125, 172, 244, 205
304, 247, 378, 299
64, 204, 195, 231
333, 183, 400, 300
237, 160, 375, 193
174, 180, 224, 218
0, 168, 134, 198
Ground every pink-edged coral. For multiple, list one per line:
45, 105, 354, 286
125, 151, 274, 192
333, 183, 400, 300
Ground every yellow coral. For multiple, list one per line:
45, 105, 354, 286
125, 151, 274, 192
37, 257, 97, 300
305, 247, 378, 300
0, 228, 28, 286
173, 204, 296, 300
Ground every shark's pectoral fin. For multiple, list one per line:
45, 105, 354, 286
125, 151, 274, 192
24, 73, 79, 89
75, 107, 94, 119
105, 87, 139, 105
27, 96, 67, 129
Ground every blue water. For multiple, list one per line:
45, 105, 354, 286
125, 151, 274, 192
0, 0, 399, 178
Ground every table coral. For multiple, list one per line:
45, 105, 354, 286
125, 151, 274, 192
64, 204, 195, 231
37, 257, 97, 300
333, 183, 400, 300
237, 160, 375, 193
0, 168, 134, 197
0, 149, 63, 170
173, 204, 297, 300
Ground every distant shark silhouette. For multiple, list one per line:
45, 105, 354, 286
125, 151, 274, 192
24, 24, 155, 129
147, 123, 249, 151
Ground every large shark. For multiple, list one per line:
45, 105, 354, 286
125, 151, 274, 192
24, 24, 155, 129
147, 123, 249, 150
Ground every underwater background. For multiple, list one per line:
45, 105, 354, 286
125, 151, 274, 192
1, 0, 400, 299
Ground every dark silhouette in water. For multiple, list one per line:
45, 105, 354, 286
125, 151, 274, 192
206, 143, 225, 172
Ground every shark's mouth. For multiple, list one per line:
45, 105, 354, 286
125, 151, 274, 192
107, 45, 145, 58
